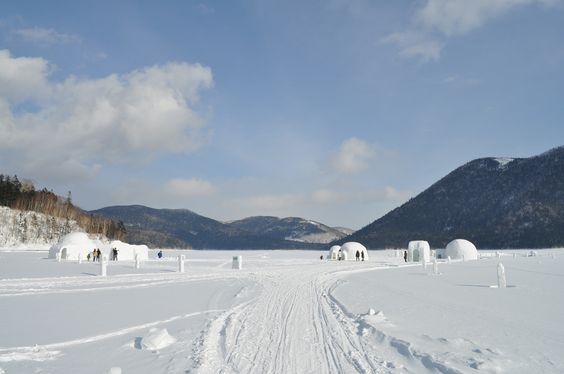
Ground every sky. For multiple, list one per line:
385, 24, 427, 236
0, 0, 563, 230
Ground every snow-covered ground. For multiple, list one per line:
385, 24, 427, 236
0, 248, 563, 373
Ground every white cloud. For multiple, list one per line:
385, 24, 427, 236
382, 31, 443, 62
0, 50, 51, 102
385, 0, 558, 61
330, 137, 376, 174
164, 178, 217, 198
11, 26, 81, 46
0, 49, 214, 183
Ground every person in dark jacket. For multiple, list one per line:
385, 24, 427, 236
403, 250, 408, 262
355, 250, 360, 261
157, 250, 163, 259
361, 251, 365, 261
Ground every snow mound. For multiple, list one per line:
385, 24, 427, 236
141, 328, 176, 351
445, 239, 478, 261
108, 368, 122, 374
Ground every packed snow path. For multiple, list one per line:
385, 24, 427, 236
192, 262, 399, 374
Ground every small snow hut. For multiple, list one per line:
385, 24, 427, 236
445, 239, 478, 260
340, 242, 368, 261
48, 232, 97, 260
407, 241, 430, 262
328, 245, 341, 260
109, 240, 149, 261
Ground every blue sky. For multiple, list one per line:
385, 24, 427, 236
1, 0, 563, 229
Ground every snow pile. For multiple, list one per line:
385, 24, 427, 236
141, 328, 176, 351
48, 232, 97, 260
445, 239, 478, 260
0, 206, 81, 249
109, 240, 149, 261
340, 242, 368, 261
407, 240, 430, 262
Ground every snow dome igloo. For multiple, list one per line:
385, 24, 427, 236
340, 242, 368, 261
109, 240, 149, 261
328, 245, 341, 260
407, 240, 430, 262
48, 232, 97, 260
445, 239, 478, 261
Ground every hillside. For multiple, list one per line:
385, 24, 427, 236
0, 206, 82, 247
89, 205, 322, 249
0, 174, 125, 245
339, 146, 564, 249
228, 216, 351, 244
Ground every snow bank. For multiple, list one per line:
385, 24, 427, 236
340, 242, 368, 261
407, 241, 430, 262
445, 239, 478, 261
141, 328, 176, 351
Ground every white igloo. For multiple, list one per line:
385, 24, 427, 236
48, 232, 97, 260
407, 240, 430, 262
340, 242, 368, 261
445, 239, 478, 261
109, 240, 149, 261
328, 245, 341, 260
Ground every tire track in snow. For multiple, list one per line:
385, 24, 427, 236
191, 263, 394, 374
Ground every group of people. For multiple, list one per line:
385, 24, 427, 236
354, 250, 365, 261
85, 248, 120, 262
87, 248, 102, 262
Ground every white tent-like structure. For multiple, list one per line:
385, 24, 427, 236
407, 241, 430, 262
328, 245, 341, 260
109, 240, 149, 261
48, 232, 97, 261
340, 242, 368, 261
445, 239, 478, 261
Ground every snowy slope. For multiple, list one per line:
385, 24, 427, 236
0, 249, 563, 373
0, 206, 81, 249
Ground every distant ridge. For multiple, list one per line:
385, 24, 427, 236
89, 205, 343, 249
337, 146, 564, 249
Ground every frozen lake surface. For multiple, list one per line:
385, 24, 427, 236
0, 248, 563, 373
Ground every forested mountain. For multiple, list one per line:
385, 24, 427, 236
228, 216, 351, 244
338, 146, 564, 249
0, 174, 125, 242
90, 205, 323, 249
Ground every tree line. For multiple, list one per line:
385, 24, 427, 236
0, 174, 126, 240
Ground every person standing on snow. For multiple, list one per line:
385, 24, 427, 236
403, 250, 408, 262
361, 251, 365, 261
355, 250, 360, 261
157, 250, 163, 259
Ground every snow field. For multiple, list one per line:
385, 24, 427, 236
0, 249, 563, 373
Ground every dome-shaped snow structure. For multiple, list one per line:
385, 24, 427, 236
445, 239, 478, 260
328, 245, 341, 260
48, 232, 97, 260
109, 240, 149, 261
340, 242, 368, 261
407, 240, 430, 262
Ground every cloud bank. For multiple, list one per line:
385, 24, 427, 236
0, 50, 213, 182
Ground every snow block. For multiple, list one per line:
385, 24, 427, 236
141, 328, 176, 351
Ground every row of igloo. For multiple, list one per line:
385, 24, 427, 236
408, 239, 478, 261
48, 232, 149, 261
327, 239, 478, 262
